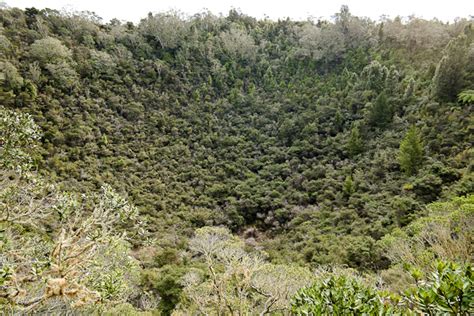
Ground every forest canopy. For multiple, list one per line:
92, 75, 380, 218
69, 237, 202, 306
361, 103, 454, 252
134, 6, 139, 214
0, 4, 473, 314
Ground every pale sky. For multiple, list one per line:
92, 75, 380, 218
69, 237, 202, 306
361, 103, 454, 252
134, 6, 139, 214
4, 0, 474, 23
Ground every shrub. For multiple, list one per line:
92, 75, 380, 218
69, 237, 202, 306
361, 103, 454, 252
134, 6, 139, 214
291, 275, 393, 315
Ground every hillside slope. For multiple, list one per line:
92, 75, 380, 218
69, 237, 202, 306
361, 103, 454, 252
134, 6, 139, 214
0, 5, 473, 313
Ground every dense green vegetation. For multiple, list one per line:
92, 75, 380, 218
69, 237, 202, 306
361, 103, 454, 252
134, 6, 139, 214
0, 4, 473, 314
292, 195, 474, 315
292, 260, 473, 315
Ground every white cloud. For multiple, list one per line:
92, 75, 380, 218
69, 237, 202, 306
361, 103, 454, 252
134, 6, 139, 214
5, 0, 474, 23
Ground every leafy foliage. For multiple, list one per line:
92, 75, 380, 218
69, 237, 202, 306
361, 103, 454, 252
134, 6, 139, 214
0, 107, 40, 171
432, 35, 470, 101
0, 108, 146, 313
177, 226, 313, 315
380, 195, 473, 273
30, 37, 72, 64
458, 90, 474, 104
405, 261, 473, 315
398, 126, 424, 175
291, 275, 392, 315
292, 260, 474, 315
0, 4, 472, 314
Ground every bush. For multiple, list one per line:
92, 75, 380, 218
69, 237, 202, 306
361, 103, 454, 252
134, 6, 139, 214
30, 37, 72, 64
292, 261, 473, 315
291, 275, 393, 315
406, 261, 473, 315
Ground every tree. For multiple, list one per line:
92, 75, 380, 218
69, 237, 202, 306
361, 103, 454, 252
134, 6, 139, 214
0, 34, 12, 57
0, 185, 142, 312
296, 22, 345, 65
347, 125, 363, 156
398, 126, 424, 176
431, 35, 469, 101
30, 37, 72, 65
403, 77, 415, 100
0, 61, 24, 91
139, 11, 189, 49
334, 5, 369, 49
342, 175, 355, 196
45, 61, 79, 90
0, 107, 40, 171
89, 50, 116, 76
219, 24, 257, 60
0, 108, 49, 229
178, 226, 313, 315
0, 108, 145, 313
367, 92, 392, 128
360, 61, 389, 93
